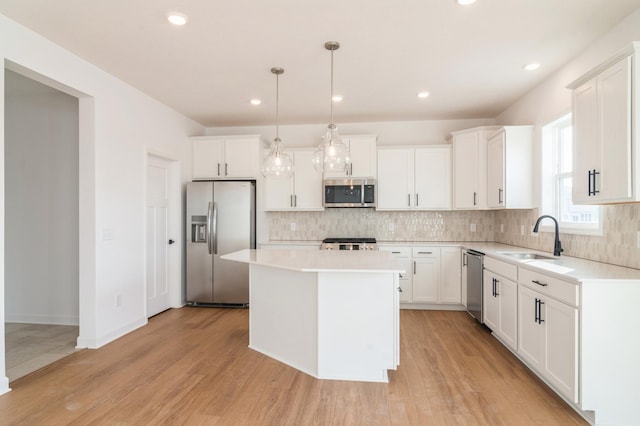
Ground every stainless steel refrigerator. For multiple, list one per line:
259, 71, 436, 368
186, 181, 255, 306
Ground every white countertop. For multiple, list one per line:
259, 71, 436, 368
462, 242, 640, 283
257, 240, 640, 283
222, 249, 405, 273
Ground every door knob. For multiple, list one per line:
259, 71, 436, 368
168, 239, 175, 245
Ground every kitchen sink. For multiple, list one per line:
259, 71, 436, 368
498, 252, 555, 260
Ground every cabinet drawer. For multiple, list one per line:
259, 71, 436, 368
412, 247, 440, 258
519, 267, 579, 307
484, 256, 518, 281
379, 246, 412, 258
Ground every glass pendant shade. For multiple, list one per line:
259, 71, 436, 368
261, 137, 293, 178
314, 41, 351, 174
261, 67, 293, 178
312, 124, 351, 173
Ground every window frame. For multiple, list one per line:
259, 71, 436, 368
541, 113, 603, 236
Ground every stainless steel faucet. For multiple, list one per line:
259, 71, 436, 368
532, 215, 563, 256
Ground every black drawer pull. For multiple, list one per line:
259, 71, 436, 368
532, 279, 548, 287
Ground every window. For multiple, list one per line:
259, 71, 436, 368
541, 114, 601, 235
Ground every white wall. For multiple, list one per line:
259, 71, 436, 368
5, 70, 79, 325
206, 118, 496, 148
0, 14, 204, 394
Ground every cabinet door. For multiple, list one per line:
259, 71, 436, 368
487, 132, 506, 208
192, 140, 224, 179
347, 136, 377, 178
292, 150, 323, 209
572, 79, 599, 204
377, 148, 414, 210
497, 276, 517, 350
224, 138, 259, 178
518, 286, 545, 371
412, 251, 440, 303
543, 297, 579, 403
482, 271, 499, 331
264, 150, 295, 210
453, 132, 480, 209
439, 247, 461, 304
397, 258, 413, 303
598, 56, 632, 202
414, 146, 452, 210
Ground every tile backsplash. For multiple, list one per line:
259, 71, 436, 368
268, 204, 640, 270
494, 205, 640, 270
268, 209, 494, 242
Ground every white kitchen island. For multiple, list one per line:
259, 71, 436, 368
221, 249, 404, 383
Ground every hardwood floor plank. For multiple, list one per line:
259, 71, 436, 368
0, 308, 588, 425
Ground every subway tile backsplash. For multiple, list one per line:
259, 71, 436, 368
268, 204, 640, 270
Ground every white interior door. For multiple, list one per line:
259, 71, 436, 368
146, 155, 172, 316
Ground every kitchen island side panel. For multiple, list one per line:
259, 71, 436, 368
248, 264, 318, 377
317, 271, 397, 382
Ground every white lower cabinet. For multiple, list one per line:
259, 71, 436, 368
483, 266, 518, 350
379, 247, 413, 303
518, 273, 579, 404
412, 248, 440, 303
379, 245, 462, 307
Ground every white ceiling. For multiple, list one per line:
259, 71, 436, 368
2, 0, 640, 127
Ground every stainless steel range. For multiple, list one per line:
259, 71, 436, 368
321, 237, 378, 251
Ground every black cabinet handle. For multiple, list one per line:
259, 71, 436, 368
413, 261, 416, 275
398, 286, 403, 293
168, 239, 175, 245
538, 300, 545, 323
225, 163, 228, 176
473, 191, 477, 206
532, 279, 548, 287
589, 169, 601, 196
416, 193, 419, 207
494, 278, 500, 296
498, 188, 503, 205
535, 298, 539, 323
462, 253, 468, 266
217, 163, 221, 176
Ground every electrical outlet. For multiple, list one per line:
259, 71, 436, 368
470, 223, 476, 232
290, 222, 296, 231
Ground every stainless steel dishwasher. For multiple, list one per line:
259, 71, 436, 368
465, 249, 484, 323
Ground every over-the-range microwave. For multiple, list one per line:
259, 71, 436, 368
323, 178, 376, 208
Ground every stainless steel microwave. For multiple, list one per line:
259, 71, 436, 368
323, 178, 376, 208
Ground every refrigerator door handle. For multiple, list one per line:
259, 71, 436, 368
207, 202, 213, 255
212, 201, 218, 255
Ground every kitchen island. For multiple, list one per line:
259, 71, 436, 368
221, 249, 404, 383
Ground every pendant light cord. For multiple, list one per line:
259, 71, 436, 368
330, 48, 334, 126
275, 72, 280, 140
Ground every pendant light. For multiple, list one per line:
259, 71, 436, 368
261, 67, 293, 178
312, 41, 351, 173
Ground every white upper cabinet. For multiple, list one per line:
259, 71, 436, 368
324, 134, 377, 178
452, 127, 498, 210
191, 135, 260, 179
568, 43, 639, 204
265, 149, 323, 211
377, 145, 452, 210
486, 126, 534, 209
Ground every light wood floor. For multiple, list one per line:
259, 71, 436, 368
0, 308, 587, 425
4, 323, 79, 381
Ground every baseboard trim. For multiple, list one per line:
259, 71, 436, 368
76, 316, 147, 349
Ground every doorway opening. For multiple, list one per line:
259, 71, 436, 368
4, 69, 80, 381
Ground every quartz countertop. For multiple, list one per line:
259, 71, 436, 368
257, 240, 640, 283
222, 249, 405, 273
462, 242, 640, 283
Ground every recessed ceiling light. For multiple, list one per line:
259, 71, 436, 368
332, 95, 343, 102
167, 13, 188, 26
250, 99, 262, 106
457, 0, 477, 5
524, 62, 541, 71
417, 91, 430, 99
